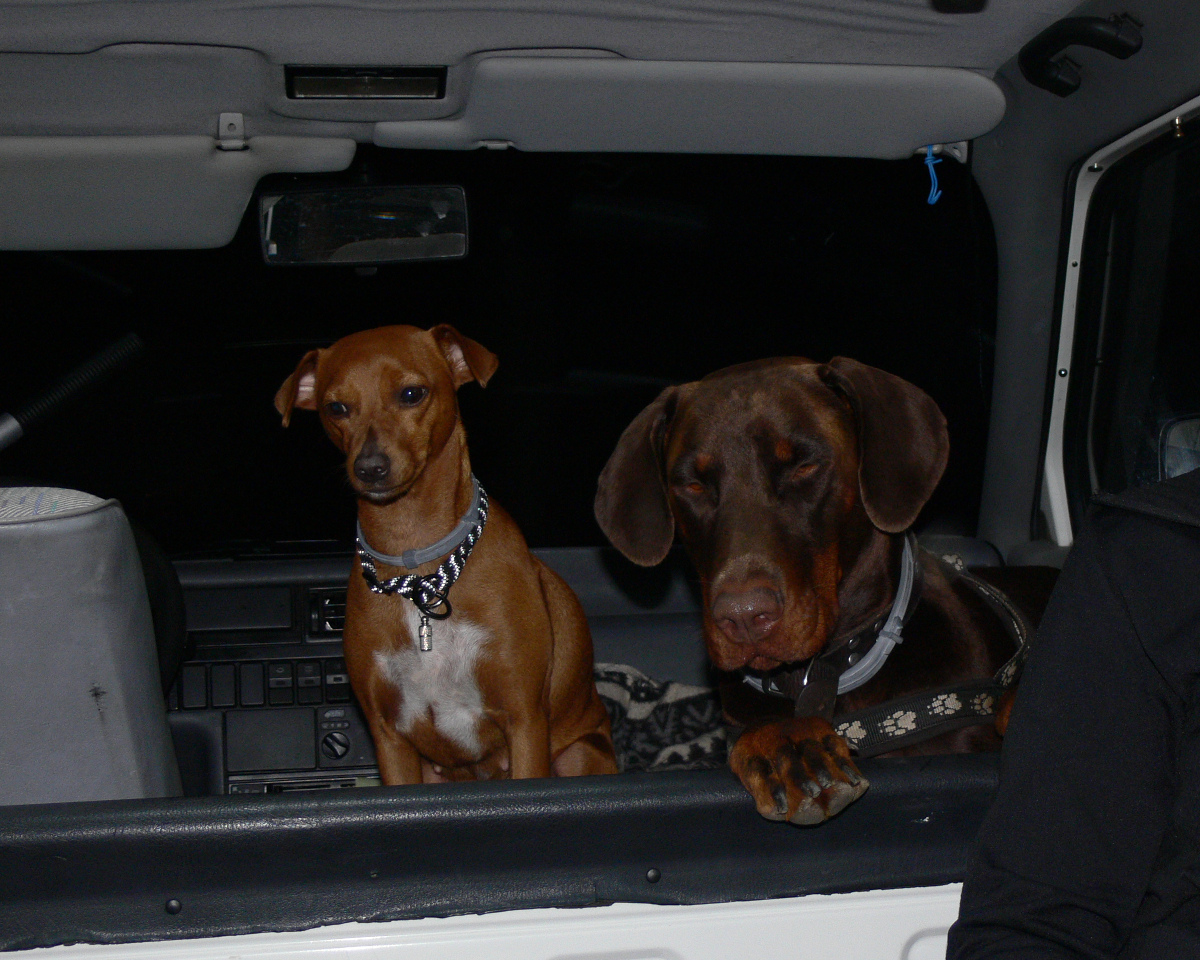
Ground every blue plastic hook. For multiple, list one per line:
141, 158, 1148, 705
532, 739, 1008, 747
924, 146, 942, 205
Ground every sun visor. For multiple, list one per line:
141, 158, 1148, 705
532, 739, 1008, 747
374, 58, 1006, 159
0, 136, 356, 249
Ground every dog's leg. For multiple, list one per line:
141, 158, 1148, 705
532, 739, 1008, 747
533, 558, 620, 777
345, 633, 424, 785
994, 686, 1017, 737
507, 713, 553, 779
728, 717, 869, 825
553, 730, 620, 776
369, 721, 424, 785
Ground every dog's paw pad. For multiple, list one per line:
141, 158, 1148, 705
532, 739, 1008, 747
730, 717, 871, 826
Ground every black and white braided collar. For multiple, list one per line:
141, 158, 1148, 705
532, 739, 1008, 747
356, 476, 488, 632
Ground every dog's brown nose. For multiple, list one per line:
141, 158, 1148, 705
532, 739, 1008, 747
353, 448, 391, 484
712, 587, 782, 644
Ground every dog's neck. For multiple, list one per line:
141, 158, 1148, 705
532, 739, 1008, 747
355, 425, 476, 564
828, 522, 904, 648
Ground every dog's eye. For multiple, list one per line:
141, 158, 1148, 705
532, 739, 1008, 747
682, 481, 706, 497
792, 461, 819, 480
397, 386, 428, 406
324, 401, 350, 418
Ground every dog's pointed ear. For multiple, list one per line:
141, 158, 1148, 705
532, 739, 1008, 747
819, 357, 948, 533
430, 324, 499, 388
595, 385, 682, 567
274, 350, 322, 428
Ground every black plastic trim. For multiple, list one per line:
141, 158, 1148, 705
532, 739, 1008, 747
0, 755, 997, 951
285, 66, 447, 100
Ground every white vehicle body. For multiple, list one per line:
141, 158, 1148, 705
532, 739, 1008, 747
38, 887, 962, 960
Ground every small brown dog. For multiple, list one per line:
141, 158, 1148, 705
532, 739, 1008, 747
596, 357, 1048, 824
276, 324, 617, 784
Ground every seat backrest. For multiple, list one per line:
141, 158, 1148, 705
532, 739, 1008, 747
918, 532, 1004, 569
0, 487, 181, 804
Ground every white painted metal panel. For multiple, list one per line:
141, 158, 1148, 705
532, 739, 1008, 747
33, 885, 962, 960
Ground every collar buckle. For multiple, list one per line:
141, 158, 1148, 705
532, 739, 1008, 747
741, 532, 922, 716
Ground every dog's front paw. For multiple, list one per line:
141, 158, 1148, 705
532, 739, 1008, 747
729, 717, 868, 825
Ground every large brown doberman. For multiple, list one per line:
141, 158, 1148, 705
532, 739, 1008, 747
595, 357, 1053, 824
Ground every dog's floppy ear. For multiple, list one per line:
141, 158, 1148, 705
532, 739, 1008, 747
595, 386, 682, 567
819, 357, 948, 533
430, 324, 499, 388
274, 350, 322, 428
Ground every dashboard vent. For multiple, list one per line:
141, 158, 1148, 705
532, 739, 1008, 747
309, 588, 347, 636
286, 67, 446, 100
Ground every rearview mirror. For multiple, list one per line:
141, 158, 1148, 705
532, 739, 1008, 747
259, 185, 467, 265
1160, 415, 1200, 480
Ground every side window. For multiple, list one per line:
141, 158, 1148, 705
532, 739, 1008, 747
1065, 130, 1200, 523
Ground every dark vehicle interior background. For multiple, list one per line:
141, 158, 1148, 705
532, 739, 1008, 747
1, 150, 995, 556
5, 0, 1200, 950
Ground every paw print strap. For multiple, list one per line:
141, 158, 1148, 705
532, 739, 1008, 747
833, 679, 1003, 759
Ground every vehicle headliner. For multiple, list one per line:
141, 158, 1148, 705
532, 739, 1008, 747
3, 0, 1081, 71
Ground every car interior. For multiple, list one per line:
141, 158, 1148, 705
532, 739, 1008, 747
3, 0, 1200, 952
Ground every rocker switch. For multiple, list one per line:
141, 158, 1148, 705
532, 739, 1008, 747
267, 662, 295, 706
210, 664, 236, 708
180, 664, 207, 709
324, 658, 351, 703
238, 663, 265, 706
297, 661, 322, 705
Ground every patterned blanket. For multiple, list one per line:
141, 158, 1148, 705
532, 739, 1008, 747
594, 663, 727, 772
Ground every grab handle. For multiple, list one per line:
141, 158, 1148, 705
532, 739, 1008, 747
1019, 15, 1143, 97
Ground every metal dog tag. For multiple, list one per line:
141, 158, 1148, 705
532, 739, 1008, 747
793, 657, 840, 721
418, 615, 433, 652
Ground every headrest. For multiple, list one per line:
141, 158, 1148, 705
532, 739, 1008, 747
0, 486, 108, 524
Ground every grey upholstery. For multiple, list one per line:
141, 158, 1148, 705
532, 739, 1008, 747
587, 613, 710, 689
0, 2, 1079, 74
1005, 539, 1070, 569
534, 547, 711, 687
917, 533, 1004, 570
0, 487, 181, 803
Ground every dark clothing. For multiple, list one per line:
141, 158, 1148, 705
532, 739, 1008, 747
948, 468, 1200, 959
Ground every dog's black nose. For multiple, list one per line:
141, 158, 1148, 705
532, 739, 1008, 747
354, 449, 392, 484
712, 587, 782, 645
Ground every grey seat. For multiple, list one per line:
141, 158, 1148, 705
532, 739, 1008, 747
0, 487, 181, 804
918, 533, 1004, 569
536, 546, 710, 687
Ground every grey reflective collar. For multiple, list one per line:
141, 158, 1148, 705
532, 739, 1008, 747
356, 476, 482, 570
743, 533, 920, 708
833, 532, 919, 693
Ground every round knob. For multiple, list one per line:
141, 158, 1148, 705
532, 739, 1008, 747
321, 731, 351, 759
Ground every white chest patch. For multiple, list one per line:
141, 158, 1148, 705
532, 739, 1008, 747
373, 604, 490, 757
